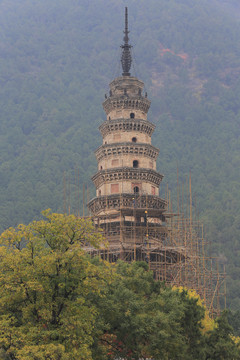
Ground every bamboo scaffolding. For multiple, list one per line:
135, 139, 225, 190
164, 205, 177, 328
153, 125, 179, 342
65, 171, 225, 315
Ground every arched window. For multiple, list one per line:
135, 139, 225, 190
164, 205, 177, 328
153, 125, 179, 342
99, 190, 101, 196
133, 160, 139, 168
132, 137, 137, 143
130, 112, 135, 119
133, 186, 139, 194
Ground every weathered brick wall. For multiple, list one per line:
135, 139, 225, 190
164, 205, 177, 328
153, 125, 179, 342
98, 155, 156, 171
97, 181, 159, 196
107, 108, 147, 120
103, 131, 151, 144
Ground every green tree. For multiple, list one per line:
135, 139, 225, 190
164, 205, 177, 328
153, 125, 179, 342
227, 310, 240, 337
92, 262, 240, 360
205, 312, 240, 360
0, 210, 112, 360
94, 261, 206, 360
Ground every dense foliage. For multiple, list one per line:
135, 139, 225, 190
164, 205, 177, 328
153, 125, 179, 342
0, 210, 111, 359
0, 0, 239, 309
0, 213, 239, 359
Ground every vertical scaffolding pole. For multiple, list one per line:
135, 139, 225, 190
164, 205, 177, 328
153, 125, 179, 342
83, 184, 85, 217
202, 224, 206, 305
224, 265, 227, 310
63, 171, 66, 214
78, 169, 80, 217
68, 173, 71, 215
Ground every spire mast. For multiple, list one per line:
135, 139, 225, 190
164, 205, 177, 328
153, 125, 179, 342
121, 7, 132, 76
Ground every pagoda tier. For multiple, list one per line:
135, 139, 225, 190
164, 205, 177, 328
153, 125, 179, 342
103, 76, 151, 119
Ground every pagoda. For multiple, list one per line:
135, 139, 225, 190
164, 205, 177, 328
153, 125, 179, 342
87, 7, 173, 275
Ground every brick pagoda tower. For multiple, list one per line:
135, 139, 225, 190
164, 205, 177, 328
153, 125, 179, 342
87, 8, 170, 271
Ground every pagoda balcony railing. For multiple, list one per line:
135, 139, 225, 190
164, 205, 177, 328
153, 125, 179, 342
87, 193, 167, 215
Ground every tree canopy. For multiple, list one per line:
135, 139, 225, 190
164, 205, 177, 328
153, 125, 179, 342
0, 210, 112, 359
0, 212, 239, 359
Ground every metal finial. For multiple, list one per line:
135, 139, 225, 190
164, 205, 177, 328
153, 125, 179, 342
121, 7, 132, 76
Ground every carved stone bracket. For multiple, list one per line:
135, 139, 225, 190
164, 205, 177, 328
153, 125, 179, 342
92, 167, 163, 188
88, 193, 167, 215
103, 97, 151, 115
99, 119, 155, 137
95, 142, 159, 162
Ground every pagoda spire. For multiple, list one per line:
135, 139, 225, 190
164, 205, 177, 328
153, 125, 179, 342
121, 7, 132, 76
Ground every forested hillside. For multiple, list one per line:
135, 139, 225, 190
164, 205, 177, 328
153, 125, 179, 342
0, 0, 240, 308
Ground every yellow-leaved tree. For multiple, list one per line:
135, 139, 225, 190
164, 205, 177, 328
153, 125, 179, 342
173, 286, 216, 334
0, 210, 113, 360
